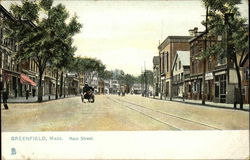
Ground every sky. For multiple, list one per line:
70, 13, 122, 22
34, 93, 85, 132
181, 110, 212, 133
1, 0, 249, 76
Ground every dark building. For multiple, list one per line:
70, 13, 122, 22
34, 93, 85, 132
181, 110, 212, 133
153, 56, 160, 97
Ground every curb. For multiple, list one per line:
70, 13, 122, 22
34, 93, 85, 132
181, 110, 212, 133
147, 96, 250, 112
7, 95, 80, 104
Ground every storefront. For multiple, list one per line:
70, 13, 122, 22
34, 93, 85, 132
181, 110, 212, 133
205, 72, 214, 101
2, 69, 19, 97
19, 73, 37, 96
214, 73, 226, 103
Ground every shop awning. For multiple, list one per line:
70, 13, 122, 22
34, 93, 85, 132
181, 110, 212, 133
20, 74, 37, 86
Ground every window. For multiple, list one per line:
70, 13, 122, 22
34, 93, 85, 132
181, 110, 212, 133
179, 61, 181, 69
161, 53, 164, 73
208, 57, 212, 70
215, 83, 219, 97
217, 53, 226, 65
192, 61, 195, 74
197, 80, 200, 92
193, 81, 197, 92
166, 53, 169, 72
244, 68, 249, 80
164, 53, 167, 73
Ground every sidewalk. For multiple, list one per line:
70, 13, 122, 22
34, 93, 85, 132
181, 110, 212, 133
149, 96, 250, 112
6, 95, 78, 103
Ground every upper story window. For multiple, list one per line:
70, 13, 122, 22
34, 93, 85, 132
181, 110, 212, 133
191, 60, 195, 74
179, 60, 181, 70
166, 53, 169, 72
160, 53, 164, 73
217, 53, 226, 65
244, 67, 249, 80
208, 57, 212, 70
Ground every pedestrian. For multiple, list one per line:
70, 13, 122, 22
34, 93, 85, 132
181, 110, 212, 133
15, 88, 17, 98
3, 89, 9, 110
26, 89, 29, 100
233, 87, 239, 109
81, 91, 84, 102
182, 92, 185, 102
32, 88, 36, 97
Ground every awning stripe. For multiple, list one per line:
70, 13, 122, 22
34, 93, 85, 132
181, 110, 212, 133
20, 74, 37, 86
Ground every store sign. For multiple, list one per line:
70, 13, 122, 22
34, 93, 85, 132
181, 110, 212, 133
205, 72, 213, 80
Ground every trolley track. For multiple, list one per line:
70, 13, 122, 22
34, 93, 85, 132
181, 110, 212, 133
107, 96, 222, 131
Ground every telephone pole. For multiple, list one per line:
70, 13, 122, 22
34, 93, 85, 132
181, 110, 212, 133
202, 5, 208, 105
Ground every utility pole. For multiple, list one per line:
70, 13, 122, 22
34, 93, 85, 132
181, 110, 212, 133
0, 69, 2, 160
144, 61, 148, 97
202, 5, 208, 105
0, 72, 2, 108
141, 66, 144, 96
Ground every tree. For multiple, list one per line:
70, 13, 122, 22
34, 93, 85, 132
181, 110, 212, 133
69, 57, 106, 86
47, 4, 81, 99
202, 0, 248, 109
99, 70, 113, 80
116, 70, 125, 85
137, 70, 153, 85
123, 74, 137, 93
8, 0, 81, 102
137, 70, 153, 96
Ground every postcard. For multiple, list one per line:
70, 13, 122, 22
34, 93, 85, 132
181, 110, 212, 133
0, 0, 249, 159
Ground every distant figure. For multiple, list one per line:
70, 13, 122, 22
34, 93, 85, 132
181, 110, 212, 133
26, 89, 29, 100
15, 88, 17, 98
32, 88, 36, 97
234, 87, 239, 109
118, 90, 120, 96
121, 86, 125, 96
3, 89, 9, 110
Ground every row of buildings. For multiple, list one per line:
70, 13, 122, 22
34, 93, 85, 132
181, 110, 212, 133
0, 4, 82, 98
0, 4, 123, 99
153, 27, 249, 104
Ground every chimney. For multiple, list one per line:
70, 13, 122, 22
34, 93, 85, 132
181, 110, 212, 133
188, 29, 194, 36
194, 27, 198, 36
188, 27, 198, 36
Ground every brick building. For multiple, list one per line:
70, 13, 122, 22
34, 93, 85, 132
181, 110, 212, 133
240, 52, 249, 104
0, 5, 77, 99
0, 5, 20, 97
186, 27, 248, 104
158, 36, 191, 100
186, 29, 218, 102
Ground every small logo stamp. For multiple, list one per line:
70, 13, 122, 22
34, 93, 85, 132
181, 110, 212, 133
11, 148, 16, 155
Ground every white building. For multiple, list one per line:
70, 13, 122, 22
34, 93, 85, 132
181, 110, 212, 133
109, 79, 119, 94
131, 83, 142, 95
172, 51, 190, 97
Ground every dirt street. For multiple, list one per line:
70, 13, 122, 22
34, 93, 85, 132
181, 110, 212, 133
1, 95, 249, 131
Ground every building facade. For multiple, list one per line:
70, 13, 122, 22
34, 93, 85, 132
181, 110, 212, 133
0, 5, 79, 100
240, 53, 249, 104
109, 79, 119, 94
0, 4, 19, 97
67, 72, 79, 95
158, 36, 191, 100
172, 51, 190, 98
153, 56, 160, 97
186, 27, 248, 104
